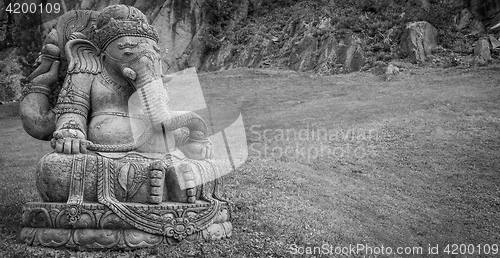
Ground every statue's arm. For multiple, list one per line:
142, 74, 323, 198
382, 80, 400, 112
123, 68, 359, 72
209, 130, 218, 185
50, 38, 101, 154
55, 73, 93, 134
51, 73, 93, 154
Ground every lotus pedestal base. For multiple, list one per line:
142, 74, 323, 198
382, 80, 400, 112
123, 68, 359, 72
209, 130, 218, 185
20, 201, 232, 250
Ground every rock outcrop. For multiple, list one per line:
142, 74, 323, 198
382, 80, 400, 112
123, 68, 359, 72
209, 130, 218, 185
489, 35, 500, 49
201, 37, 275, 71
474, 38, 492, 62
471, 36, 500, 65
401, 21, 438, 63
465, 0, 500, 31
455, 7, 485, 34
202, 17, 364, 74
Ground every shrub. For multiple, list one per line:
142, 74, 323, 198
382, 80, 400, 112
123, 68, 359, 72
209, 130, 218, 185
11, 13, 42, 77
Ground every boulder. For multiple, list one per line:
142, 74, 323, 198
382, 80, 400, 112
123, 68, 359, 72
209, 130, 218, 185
337, 35, 364, 73
455, 7, 486, 34
469, 19, 486, 35
385, 64, 400, 76
456, 8, 474, 30
474, 38, 492, 62
401, 21, 438, 63
489, 35, 500, 49
385, 63, 400, 81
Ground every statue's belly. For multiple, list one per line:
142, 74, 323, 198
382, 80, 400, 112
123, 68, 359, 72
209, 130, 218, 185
88, 115, 139, 145
88, 115, 176, 153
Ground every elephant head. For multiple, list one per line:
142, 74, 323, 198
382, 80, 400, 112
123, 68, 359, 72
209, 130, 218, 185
100, 35, 208, 140
92, 5, 208, 141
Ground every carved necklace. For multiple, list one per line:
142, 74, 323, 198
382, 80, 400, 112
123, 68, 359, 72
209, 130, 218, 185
99, 69, 135, 97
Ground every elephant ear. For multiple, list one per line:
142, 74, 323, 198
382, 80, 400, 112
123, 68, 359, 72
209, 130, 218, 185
65, 39, 102, 75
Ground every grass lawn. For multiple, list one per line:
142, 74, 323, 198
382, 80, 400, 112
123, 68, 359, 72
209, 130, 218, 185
1, 66, 499, 257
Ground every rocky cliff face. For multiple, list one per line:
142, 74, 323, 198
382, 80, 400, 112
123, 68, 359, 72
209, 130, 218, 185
0, 0, 368, 77
1, 0, 212, 75
202, 15, 365, 74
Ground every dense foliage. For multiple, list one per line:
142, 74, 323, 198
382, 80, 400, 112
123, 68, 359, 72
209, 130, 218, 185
12, 13, 43, 77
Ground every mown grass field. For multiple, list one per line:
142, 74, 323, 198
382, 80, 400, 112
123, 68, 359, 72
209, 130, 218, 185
1, 66, 499, 257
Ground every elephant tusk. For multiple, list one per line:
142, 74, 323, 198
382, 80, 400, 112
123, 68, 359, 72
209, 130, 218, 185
122, 67, 137, 81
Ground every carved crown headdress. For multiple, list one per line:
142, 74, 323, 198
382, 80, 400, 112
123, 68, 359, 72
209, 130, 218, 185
90, 5, 159, 50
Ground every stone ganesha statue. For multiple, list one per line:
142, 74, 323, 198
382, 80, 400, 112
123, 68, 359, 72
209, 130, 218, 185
18, 5, 232, 250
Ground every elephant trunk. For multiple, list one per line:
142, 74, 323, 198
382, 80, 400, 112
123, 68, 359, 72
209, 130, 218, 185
124, 56, 208, 140
164, 110, 208, 140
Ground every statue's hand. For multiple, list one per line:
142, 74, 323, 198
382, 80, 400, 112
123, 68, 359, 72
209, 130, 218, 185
180, 138, 214, 160
50, 129, 88, 154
